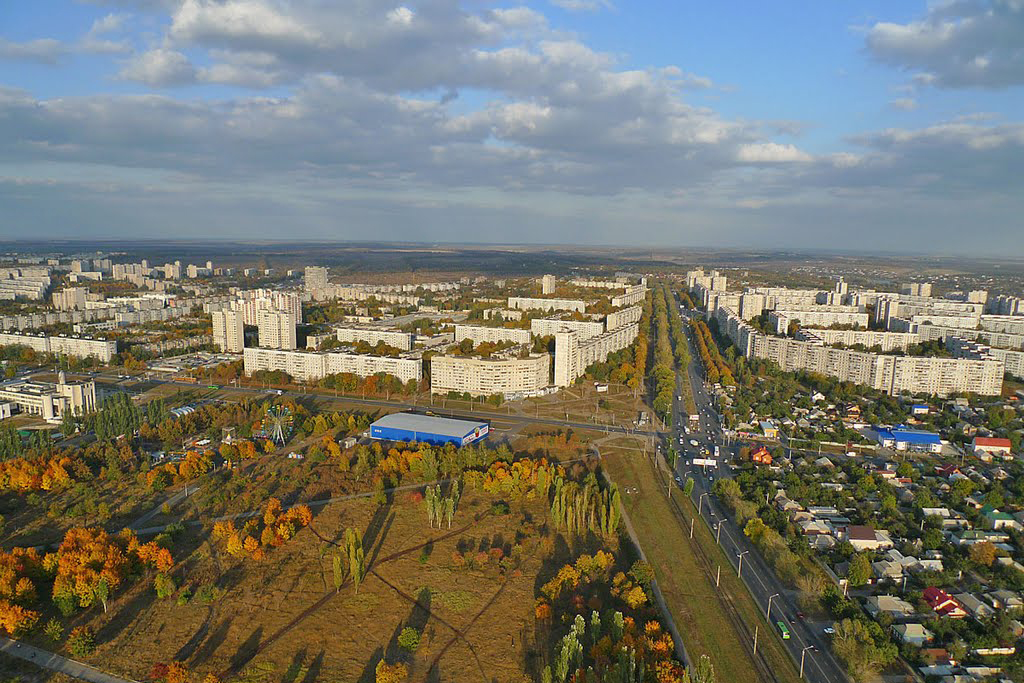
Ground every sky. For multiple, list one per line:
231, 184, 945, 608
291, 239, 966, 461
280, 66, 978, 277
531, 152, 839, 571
0, 1, 1022, 255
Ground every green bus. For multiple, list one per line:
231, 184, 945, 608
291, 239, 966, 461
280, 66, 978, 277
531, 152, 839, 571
777, 621, 790, 639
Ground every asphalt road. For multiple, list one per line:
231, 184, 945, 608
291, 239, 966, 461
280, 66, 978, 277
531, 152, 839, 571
0, 636, 138, 683
668, 303, 850, 683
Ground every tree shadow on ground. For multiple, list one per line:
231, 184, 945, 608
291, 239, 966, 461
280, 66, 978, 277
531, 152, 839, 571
189, 618, 233, 667
230, 626, 264, 671
299, 650, 324, 683
281, 648, 307, 683
356, 646, 384, 683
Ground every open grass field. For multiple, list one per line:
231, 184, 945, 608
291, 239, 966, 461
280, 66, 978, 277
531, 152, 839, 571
599, 435, 801, 683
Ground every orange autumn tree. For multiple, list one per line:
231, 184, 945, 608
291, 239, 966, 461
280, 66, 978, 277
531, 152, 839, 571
212, 499, 312, 561
51, 527, 172, 614
0, 455, 73, 492
0, 546, 44, 636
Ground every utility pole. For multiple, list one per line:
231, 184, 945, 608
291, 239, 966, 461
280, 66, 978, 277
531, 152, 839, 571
753, 624, 758, 655
716, 564, 721, 587
767, 593, 779, 621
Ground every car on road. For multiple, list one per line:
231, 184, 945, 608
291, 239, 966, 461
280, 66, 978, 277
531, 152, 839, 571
796, 611, 806, 621
689, 439, 699, 447
823, 626, 835, 636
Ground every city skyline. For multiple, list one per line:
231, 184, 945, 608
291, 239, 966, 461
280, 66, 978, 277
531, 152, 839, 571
1, 1, 1022, 254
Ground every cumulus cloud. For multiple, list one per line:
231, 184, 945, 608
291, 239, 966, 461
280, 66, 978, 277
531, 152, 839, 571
865, 0, 1024, 88
889, 97, 918, 110
550, 0, 613, 11
119, 48, 197, 85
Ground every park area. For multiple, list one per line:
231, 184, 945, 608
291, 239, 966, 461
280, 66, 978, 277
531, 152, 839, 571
0, 392, 690, 683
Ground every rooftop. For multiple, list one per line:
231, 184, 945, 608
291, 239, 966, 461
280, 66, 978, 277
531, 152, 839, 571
371, 412, 488, 439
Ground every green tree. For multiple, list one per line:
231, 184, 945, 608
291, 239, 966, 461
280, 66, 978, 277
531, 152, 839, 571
847, 553, 872, 587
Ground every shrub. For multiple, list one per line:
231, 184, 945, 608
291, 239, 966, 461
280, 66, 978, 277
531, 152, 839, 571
397, 626, 420, 652
67, 626, 95, 657
43, 618, 64, 642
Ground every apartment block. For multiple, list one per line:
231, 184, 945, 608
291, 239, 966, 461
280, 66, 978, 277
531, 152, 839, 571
212, 309, 245, 353
554, 323, 638, 386
768, 308, 869, 334
715, 305, 1001, 397
796, 329, 918, 353
508, 297, 586, 313
605, 305, 642, 331
454, 325, 531, 346
233, 290, 303, 326
430, 353, 550, 397
901, 283, 933, 297
611, 285, 646, 308
243, 347, 421, 384
981, 315, 1024, 336
258, 310, 298, 350
0, 331, 117, 362
541, 274, 556, 295
335, 326, 415, 351
52, 287, 88, 311
305, 266, 329, 292
531, 318, 605, 341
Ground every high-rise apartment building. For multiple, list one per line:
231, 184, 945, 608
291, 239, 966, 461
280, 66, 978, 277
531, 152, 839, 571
305, 266, 329, 292
258, 310, 297, 350
212, 309, 245, 353
541, 274, 556, 295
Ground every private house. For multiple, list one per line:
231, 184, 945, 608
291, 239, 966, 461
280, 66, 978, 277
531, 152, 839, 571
923, 587, 967, 619
893, 623, 933, 647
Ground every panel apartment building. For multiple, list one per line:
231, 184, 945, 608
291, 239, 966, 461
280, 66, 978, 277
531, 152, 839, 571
258, 310, 298, 350
212, 309, 245, 353
454, 325, 532, 346
335, 326, 415, 351
554, 323, 639, 387
0, 331, 117, 363
243, 348, 422, 384
715, 306, 1002, 397
530, 318, 605, 341
430, 353, 550, 397
507, 297, 586, 313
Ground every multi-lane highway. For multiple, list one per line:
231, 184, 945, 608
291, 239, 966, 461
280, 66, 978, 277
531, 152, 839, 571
669, 302, 849, 683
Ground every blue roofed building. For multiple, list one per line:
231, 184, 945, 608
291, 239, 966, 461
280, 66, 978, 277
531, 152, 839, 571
369, 412, 489, 447
874, 426, 942, 453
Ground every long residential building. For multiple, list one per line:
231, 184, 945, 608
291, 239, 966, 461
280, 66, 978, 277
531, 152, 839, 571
981, 315, 1024, 336
335, 326, 415, 351
611, 285, 646, 308
605, 305, 642, 330
530, 318, 605, 341
507, 297, 586, 313
911, 323, 1024, 351
243, 347, 422, 384
430, 353, 550, 397
796, 329, 919, 353
554, 323, 639, 387
947, 337, 1024, 381
453, 324, 531, 346
0, 331, 117, 362
715, 306, 1001, 397
768, 308, 869, 334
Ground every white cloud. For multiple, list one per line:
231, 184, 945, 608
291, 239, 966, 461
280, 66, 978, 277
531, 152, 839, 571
889, 97, 918, 110
866, 0, 1024, 88
119, 48, 197, 85
550, 0, 613, 11
736, 143, 812, 163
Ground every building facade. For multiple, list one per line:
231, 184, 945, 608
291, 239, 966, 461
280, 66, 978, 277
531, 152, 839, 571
430, 353, 550, 397
257, 310, 298, 350
454, 325, 531, 346
243, 347, 422, 384
507, 297, 586, 313
335, 326, 415, 351
212, 309, 245, 353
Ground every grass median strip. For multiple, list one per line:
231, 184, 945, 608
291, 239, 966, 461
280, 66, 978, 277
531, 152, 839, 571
601, 438, 801, 683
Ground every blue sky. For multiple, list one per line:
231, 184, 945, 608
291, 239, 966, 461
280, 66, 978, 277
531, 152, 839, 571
1, 1, 1022, 254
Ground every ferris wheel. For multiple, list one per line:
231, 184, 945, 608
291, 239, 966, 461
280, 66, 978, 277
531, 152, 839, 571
262, 405, 294, 445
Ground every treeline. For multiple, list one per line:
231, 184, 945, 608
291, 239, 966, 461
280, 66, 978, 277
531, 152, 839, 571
689, 319, 734, 386
649, 285, 678, 421
549, 477, 620, 537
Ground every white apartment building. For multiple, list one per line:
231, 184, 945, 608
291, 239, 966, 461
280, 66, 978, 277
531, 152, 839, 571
233, 290, 303, 326
243, 348, 422, 384
901, 283, 933, 297
52, 287, 88, 311
947, 337, 1024, 381
571, 279, 623, 289
258, 310, 298, 350
715, 305, 1002, 397
611, 285, 647, 308
305, 266, 329, 292
454, 325, 531, 346
0, 331, 117, 363
0, 373, 96, 422
981, 315, 1024, 336
988, 295, 1023, 316
796, 329, 919, 353
507, 297, 586, 313
335, 326, 415, 351
768, 308, 869, 334
605, 305, 642, 331
554, 323, 639, 387
686, 269, 728, 293
875, 296, 983, 329
531, 318, 605, 341
430, 353, 550, 397
212, 309, 245, 353
541, 274, 556, 295
482, 308, 524, 321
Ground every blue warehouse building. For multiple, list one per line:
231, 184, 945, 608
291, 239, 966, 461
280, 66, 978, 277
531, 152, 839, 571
369, 412, 489, 447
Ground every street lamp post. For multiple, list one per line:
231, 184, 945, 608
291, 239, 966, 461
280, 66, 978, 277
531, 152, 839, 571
799, 646, 815, 679
737, 550, 749, 579
698, 492, 709, 516
715, 522, 722, 544
766, 593, 779, 621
